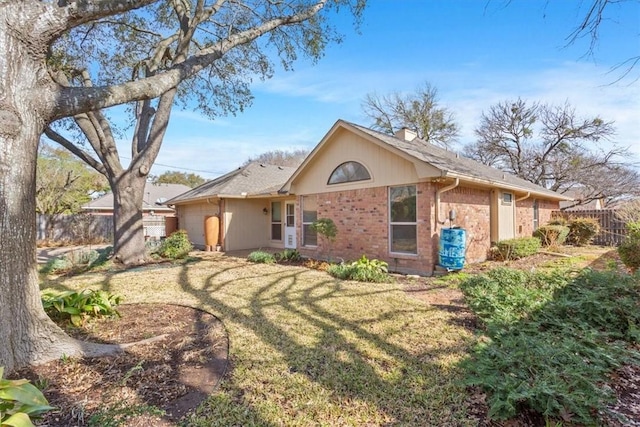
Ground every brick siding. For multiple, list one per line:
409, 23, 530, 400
516, 198, 559, 237
437, 186, 492, 264
296, 183, 557, 276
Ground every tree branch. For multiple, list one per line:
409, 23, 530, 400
46, 0, 328, 120
43, 127, 106, 175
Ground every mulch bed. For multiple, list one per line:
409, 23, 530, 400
12, 304, 228, 427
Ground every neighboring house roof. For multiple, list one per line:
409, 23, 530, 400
83, 183, 192, 212
166, 162, 297, 205
282, 120, 571, 201
559, 189, 608, 210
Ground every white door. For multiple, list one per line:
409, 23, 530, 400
284, 202, 296, 249
498, 191, 515, 240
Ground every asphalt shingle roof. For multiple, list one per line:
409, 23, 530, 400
166, 163, 296, 204
347, 121, 568, 200
83, 183, 192, 211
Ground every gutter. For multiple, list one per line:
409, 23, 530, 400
443, 172, 571, 201
435, 178, 459, 225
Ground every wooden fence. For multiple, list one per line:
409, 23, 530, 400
551, 209, 626, 246
37, 214, 173, 243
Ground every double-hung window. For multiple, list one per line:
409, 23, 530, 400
302, 195, 318, 246
389, 185, 417, 254
271, 201, 282, 241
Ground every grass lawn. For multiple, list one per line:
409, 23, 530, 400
45, 255, 478, 426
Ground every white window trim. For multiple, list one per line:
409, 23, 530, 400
388, 185, 418, 255
302, 195, 318, 247
270, 201, 282, 241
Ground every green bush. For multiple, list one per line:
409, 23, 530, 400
0, 366, 54, 426
460, 268, 566, 328
157, 230, 193, 259
41, 289, 122, 327
493, 237, 540, 260
310, 218, 338, 243
311, 218, 338, 260
567, 217, 600, 246
247, 250, 276, 264
548, 216, 568, 226
40, 247, 113, 275
327, 255, 389, 283
40, 257, 72, 274
275, 249, 302, 262
618, 220, 640, 272
460, 268, 640, 424
532, 225, 569, 246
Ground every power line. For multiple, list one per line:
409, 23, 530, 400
120, 156, 225, 176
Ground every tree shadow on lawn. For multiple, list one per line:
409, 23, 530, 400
40, 257, 480, 425
171, 260, 479, 426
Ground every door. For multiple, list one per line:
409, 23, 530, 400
284, 202, 296, 249
498, 191, 515, 240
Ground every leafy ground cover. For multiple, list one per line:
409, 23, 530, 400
18, 245, 638, 426
460, 268, 639, 424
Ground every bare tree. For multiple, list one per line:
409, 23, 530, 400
362, 82, 459, 148
464, 98, 639, 206
243, 149, 310, 167
0, 0, 364, 372
563, 0, 640, 83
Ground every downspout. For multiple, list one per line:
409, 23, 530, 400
516, 192, 531, 202
435, 178, 460, 225
219, 199, 225, 250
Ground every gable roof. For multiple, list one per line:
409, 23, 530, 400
283, 120, 571, 201
83, 183, 192, 212
166, 162, 296, 205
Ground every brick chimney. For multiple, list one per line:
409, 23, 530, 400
394, 127, 417, 141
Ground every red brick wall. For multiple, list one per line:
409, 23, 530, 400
516, 198, 560, 237
516, 198, 535, 237
538, 199, 559, 226
437, 186, 492, 263
296, 183, 558, 275
297, 182, 436, 276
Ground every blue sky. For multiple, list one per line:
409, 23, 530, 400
140, 0, 640, 178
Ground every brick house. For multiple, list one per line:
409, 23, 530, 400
167, 120, 571, 275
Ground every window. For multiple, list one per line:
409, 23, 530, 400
328, 161, 371, 185
302, 195, 317, 246
502, 192, 513, 205
389, 185, 417, 254
271, 201, 282, 241
533, 200, 539, 230
286, 203, 295, 227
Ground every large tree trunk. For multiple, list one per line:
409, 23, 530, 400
0, 7, 118, 372
0, 10, 85, 372
0, 124, 89, 373
111, 173, 149, 265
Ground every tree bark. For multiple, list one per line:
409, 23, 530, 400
1, 0, 336, 371
111, 172, 148, 265
0, 4, 123, 372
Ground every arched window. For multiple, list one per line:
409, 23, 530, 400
327, 161, 371, 185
